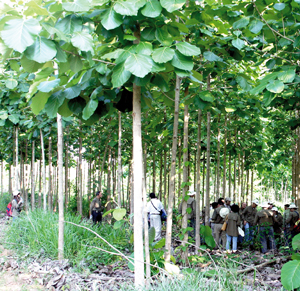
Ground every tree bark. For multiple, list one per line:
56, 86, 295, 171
222, 115, 228, 197
65, 127, 69, 209
107, 147, 112, 216
31, 140, 35, 210
48, 131, 53, 211
15, 126, 19, 191
117, 111, 122, 207
40, 129, 47, 211
205, 111, 211, 226
152, 147, 156, 193
216, 117, 221, 199
57, 114, 64, 260
78, 124, 83, 216
165, 75, 181, 263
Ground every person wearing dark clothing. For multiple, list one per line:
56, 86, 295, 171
242, 200, 258, 246
285, 203, 299, 248
90, 191, 103, 225
225, 204, 241, 253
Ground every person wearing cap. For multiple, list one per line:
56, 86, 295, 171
225, 204, 241, 253
89, 191, 103, 225
225, 197, 231, 210
283, 203, 290, 230
285, 203, 299, 248
11, 190, 23, 219
254, 202, 277, 254
179, 190, 196, 236
242, 200, 258, 247
268, 202, 274, 210
272, 207, 283, 243
147, 193, 164, 241
212, 200, 227, 248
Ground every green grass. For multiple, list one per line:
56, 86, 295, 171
4, 209, 133, 270
0, 192, 11, 213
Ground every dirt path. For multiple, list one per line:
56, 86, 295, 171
0, 213, 44, 291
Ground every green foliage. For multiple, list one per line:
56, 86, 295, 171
281, 234, 300, 290
5, 209, 133, 270
0, 192, 11, 212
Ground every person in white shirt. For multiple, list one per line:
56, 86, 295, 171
147, 193, 164, 241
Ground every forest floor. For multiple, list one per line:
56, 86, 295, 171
0, 212, 291, 291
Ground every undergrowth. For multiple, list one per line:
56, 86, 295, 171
0, 192, 11, 212
4, 209, 133, 271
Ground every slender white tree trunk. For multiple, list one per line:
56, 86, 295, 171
31, 140, 35, 210
15, 126, 19, 190
40, 129, 47, 211
57, 113, 64, 260
117, 111, 122, 207
165, 75, 181, 262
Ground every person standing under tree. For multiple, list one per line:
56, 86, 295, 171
147, 193, 164, 241
11, 190, 23, 219
90, 191, 103, 225
225, 204, 241, 253
242, 200, 258, 249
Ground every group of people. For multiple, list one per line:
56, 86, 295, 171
210, 197, 299, 253
7, 190, 23, 219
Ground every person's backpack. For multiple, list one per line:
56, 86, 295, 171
6, 202, 12, 217
293, 211, 300, 235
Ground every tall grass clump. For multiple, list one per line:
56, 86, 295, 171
0, 192, 12, 212
5, 209, 133, 270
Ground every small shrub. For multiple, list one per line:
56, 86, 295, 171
0, 192, 12, 212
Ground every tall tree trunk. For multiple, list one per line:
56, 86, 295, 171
31, 140, 35, 210
48, 131, 53, 211
107, 147, 112, 216
40, 129, 47, 211
152, 147, 156, 193
112, 151, 116, 201
237, 152, 241, 204
178, 136, 182, 199
159, 152, 163, 201
117, 111, 122, 207
246, 169, 250, 202
222, 115, 228, 197
15, 126, 19, 190
132, 24, 144, 283
38, 159, 42, 208
78, 125, 83, 215
241, 153, 245, 203
195, 109, 202, 250
216, 118, 221, 199
163, 149, 167, 209
202, 152, 205, 209
9, 164, 12, 194
57, 114, 64, 260
165, 75, 181, 263
251, 170, 254, 202
65, 127, 69, 209
0, 161, 3, 195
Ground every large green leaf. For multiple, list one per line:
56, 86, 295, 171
5, 79, 18, 89
114, 0, 138, 16
55, 14, 83, 35
160, 0, 185, 12
232, 38, 245, 50
101, 7, 123, 30
199, 91, 214, 102
21, 56, 43, 73
62, 85, 81, 99
281, 260, 300, 290
125, 54, 152, 78
62, 0, 91, 12
176, 42, 200, 56
113, 208, 127, 221
232, 17, 250, 29
69, 55, 83, 73
8, 114, 19, 124
135, 42, 153, 55
149, 226, 155, 244
152, 47, 174, 63
249, 19, 263, 34
205, 235, 216, 249
203, 51, 223, 62
266, 80, 284, 93
141, 0, 162, 18
236, 75, 251, 91
155, 26, 173, 46
24, 36, 57, 63
112, 61, 131, 88
292, 234, 300, 250
31, 92, 50, 115
44, 91, 65, 118
278, 70, 296, 83
171, 51, 193, 71
71, 31, 94, 53
151, 75, 169, 92
1, 18, 41, 53
274, 3, 285, 11
82, 98, 98, 120
37, 79, 60, 92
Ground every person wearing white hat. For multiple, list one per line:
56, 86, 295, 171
285, 203, 299, 248
179, 190, 196, 237
225, 197, 231, 210
212, 200, 227, 249
242, 200, 258, 248
254, 202, 276, 254
11, 190, 23, 219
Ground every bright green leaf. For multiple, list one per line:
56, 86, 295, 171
171, 51, 193, 71
8, 114, 19, 124
101, 7, 123, 30
155, 26, 173, 46
113, 220, 125, 229
31, 92, 50, 115
232, 17, 250, 29
112, 61, 132, 88
1, 18, 41, 53
165, 262, 180, 275
71, 31, 94, 53
199, 91, 214, 102
203, 51, 223, 62
44, 91, 65, 118
124, 54, 152, 78
152, 47, 175, 63
149, 227, 155, 244
141, 0, 162, 18
55, 14, 82, 35
266, 80, 284, 93
5, 79, 18, 89
160, 0, 185, 13
281, 260, 300, 290
176, 42, 200, 56
292, 234, 300, 250
274, 3, 285, 10
37, 79, 60, 93
69, 55, 83, 73
278, 70, 296, 83
232, 38, 245, 50
135, 42, 153, 55
114, 0, 138, 16
62, 86, 81, 99
24, 36, 57, 63
236, 75, 251, 91
249, 19, 263, 34
62, 0, 91, 12
82, 98, 98, 120
113, 208, 127, 221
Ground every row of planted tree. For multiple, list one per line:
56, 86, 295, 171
0, 105, 295, 215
